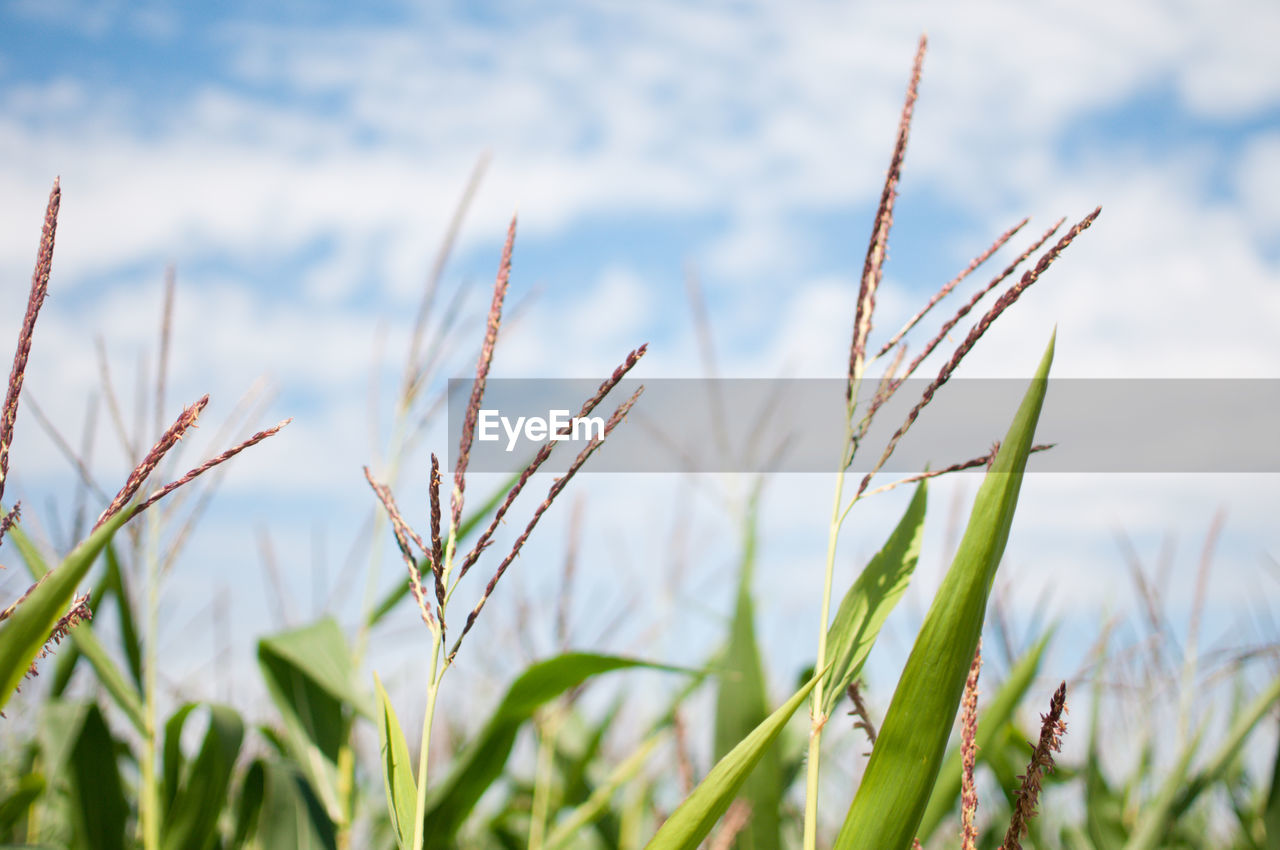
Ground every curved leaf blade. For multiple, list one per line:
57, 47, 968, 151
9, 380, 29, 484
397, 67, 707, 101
645, 669, 822, 850
422, 652, 686, 848
821, 479, 927, 718
0, 510, 130, 711
916, 628, 1054, 841
162, 703, 245, 850
833, 334, 1055, 850
713, 499, 781, 850
374, 673, 416, 850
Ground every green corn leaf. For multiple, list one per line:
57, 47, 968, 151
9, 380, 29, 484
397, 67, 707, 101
916, 627, 1053, 841
69, 702, 128, 850
821, 479, 927, 719
0, 509, 130, 712
258, 617, 369, 826
11, 525, 147, 734
34, 700, 128, 850
421, 652, 686, 848
0, 773, 44, 835
712, 495, 781, 850
644, 668, 823, 850
47, 560, 107, 698
162, 703, 200, 815
229, 759, 265, 850
833, 333, 1055, 850
161, 704, 245, 850
373, 673, 416, 850
244, 760, 338, 850
544, 729, 663, 850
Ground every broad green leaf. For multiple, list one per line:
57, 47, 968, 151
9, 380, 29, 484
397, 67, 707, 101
544, 730, 663, 850
373, 673, 416, 850
68, 703, 128, 850
258, 617, 367, 825
917, 628, 1053, 841
833, 334, 1055, 850
35, 542, 144, 730
821, 479, 927, 719
47, 558, 109, 698
422, 653, 685, 848
162, 703, 245, 850
0, 773, 44, 835
713, 495, 781, 850
230, 760, 265, 849
246, 761, 337, 850
0, 510, 130, 712
644, 669, 822, 850
34, 701, 127, 850
366, 475, 516, 629
163, 704, 200, 814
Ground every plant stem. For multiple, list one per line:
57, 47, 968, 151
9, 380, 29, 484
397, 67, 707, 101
140, 511, 161, 850
803, 414, 854, 850
411, 628, 443, 850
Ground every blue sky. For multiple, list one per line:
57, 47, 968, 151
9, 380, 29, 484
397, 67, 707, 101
1, 0, 1279, 764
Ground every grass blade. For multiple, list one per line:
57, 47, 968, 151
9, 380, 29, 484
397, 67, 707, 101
9, 525, 145, 733
69, 702, 129, 850
644, 669, 822, 850
422, 652, 686, 847
161, 704, 245, 850
257, 617, 369, 825
833, 333, 1055, 850
821, 479, 927, 719
917, 628, 1053, 841
0, 509, 130, 711
374, 673, 417, 850
544, 730, 664, 850
713, 498, 781, 850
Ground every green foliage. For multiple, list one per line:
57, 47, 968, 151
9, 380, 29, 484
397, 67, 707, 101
10, 526, 146, 733
0, 510, 130, 712
374, 674, 417, 850
257, 617, 369, 826
712, 496, 781, 850
917, 628, 1053, 841
833, 335, 1055, 850
646, 669, 823, 850
821, 478, 927, 719
160, 704, 245, 850
419, 653, 684, 848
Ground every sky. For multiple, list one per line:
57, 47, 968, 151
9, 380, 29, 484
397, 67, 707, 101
1, 0, 1279, 767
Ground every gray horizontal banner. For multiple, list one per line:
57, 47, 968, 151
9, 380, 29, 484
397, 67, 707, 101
446, 378, 1280, 473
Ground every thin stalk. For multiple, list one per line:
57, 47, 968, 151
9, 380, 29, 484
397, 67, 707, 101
412, 627, 443, 850
139, 511, 161, 850
410, 520, 457, 850
803, 411, 855, 850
